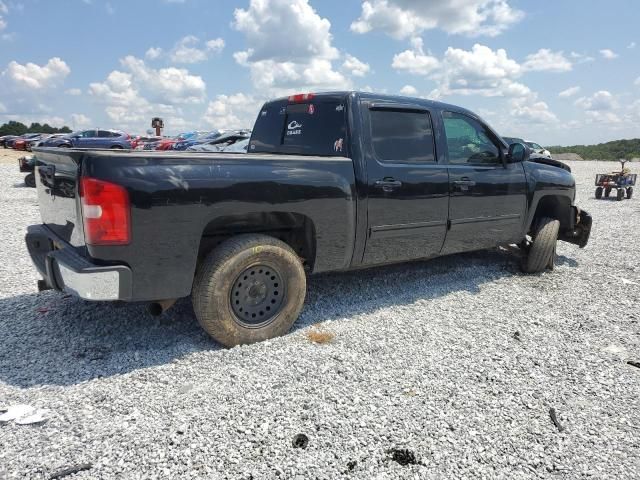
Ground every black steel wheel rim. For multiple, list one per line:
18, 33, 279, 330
230, 264, 285, 327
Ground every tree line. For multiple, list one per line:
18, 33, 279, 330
549, 138, 640, 161
0, 120, 72, 136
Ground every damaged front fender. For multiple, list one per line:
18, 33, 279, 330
559, 206, 592, 248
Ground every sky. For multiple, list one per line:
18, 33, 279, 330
0, 0, 638, 145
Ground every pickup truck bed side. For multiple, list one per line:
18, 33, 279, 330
31, 150, 356, 301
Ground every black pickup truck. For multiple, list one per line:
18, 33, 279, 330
27, 91, 592, 346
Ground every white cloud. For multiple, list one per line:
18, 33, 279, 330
5, 57, 71, 89
435, 44, 526, 97
522, 49, 572, 72
145, 47, 163, 60
509, 96, 558, 124
342, 54, 370, 77
635, 76, 640, 86
169, 35, 225, 64
89, 57, 206, 131
0, 1, 7, 32
575, 91, 616, 111
351, 0, 523, 39
65, 88, 82, 96
233, 0, 350, 94
558, 86, 580, 98
600, 49, 618, 59
400, 85, 418, 95
570, 52, 595, 64
629, 42, 637, 49
392, 37, 440, 75
71, 113, 92, 128
204, 93, 262, 129
119, 56, 206, 104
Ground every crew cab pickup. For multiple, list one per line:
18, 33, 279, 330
27, 92, 592, 346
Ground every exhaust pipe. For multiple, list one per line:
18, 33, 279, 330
147, 299, 177, 316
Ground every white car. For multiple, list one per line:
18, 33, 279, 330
526, 141, 552, 159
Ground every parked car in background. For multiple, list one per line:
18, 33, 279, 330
28, 133, 66, 151
186, 130, 251, 152
1, 135, 19, 148
172, 130, 225, 151
40, 129, 132, 149
131, 135, 162, 150
526, 141, 552, 159
11, 133, 42, 150
219, 137, 249, 153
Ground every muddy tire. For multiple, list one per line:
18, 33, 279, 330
522, 217, 560, 274
24, 173, 36, 188
192, 234, 306, 347
595, 187, 603, 199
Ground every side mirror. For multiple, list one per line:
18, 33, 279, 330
507, 142, 530, 163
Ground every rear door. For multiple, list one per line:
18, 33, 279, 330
361, 102, 449, 265
441, 111, 527, 254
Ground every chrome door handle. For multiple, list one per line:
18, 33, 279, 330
375, 179, 402, 190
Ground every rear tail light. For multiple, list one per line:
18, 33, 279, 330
80, 177, 131, 245
288, 93, 315, 103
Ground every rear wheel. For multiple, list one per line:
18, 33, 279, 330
616, 188, 625, 201
110, 145, 124, 149
192, 234, 306, 347
522, 217, 560, 274
24, 173, 36, 188
627, 187, 634, 199
595, 187, 603, 199
604, 187, 611, 197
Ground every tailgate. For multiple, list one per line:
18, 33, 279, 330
32, 148, 86, 247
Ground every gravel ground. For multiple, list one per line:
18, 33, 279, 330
0, 160, 638, 479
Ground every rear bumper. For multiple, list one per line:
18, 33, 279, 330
559, 206, 592, 248
25, 225, 132, 301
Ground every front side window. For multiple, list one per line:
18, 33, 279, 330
443, 112, 500, 165
369, 109, 435, 164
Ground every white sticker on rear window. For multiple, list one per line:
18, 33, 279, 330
287, 120, 302, 136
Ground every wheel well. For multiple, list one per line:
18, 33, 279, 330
197, 212, 316, 270
530, 195, 572, 232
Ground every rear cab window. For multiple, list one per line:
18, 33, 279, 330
250, 94, 348, 156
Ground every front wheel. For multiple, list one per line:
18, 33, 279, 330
627, 187, 633, 199
192, 234, 307, 347
616, 188, 625, 201
595, 187, 603, 199
521, 217, 560, 274
604, 187, 611, 198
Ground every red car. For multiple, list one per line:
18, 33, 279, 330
13, 139, 28, 151
155, 138, 178, 151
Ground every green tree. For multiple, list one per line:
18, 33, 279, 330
0, 121, 29, 136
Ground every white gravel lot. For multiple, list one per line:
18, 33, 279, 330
0, 159, 638, 479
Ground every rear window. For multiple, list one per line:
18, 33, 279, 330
250, 98, 347, 156
369, 109, 435, 164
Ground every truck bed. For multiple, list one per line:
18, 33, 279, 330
31, 147, 357, 301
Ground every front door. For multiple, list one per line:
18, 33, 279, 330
440, 111, 527, 254
362, 103, 449, 265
